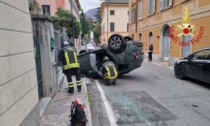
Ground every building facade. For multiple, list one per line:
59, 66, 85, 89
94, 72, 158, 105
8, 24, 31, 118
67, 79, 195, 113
100, 0, 129, 45
69, 0, 82, 50
37, 0, 65, 16
129, 0, 210, 66
0, 1, 39, 126
37, 0, 82, 50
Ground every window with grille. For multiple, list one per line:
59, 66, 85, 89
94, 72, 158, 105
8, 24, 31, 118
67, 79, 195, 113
139, 1, 143, 19
42, 5, 50, 16
147, 0, 156, 16
160, 0, 173, 11
129, 8, 135, 23
110, 22, 115, 32
110, 10, 115, 15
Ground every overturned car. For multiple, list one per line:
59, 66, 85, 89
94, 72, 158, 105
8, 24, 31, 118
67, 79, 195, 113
78, 34, 144, 78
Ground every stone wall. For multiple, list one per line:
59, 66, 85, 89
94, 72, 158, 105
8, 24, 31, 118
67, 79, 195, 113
0, 1, 39, 126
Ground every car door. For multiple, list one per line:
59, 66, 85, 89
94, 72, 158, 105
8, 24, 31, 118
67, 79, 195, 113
202, 50, 210, 83
90, 53, 100, 73
190, 50, 210, 81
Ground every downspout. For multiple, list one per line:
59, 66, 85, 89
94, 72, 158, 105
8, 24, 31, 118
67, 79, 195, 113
135, 0, 138, 33
107, 1, 109, 44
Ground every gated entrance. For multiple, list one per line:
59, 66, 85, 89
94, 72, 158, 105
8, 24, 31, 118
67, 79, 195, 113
32, 22, 43, 99
162, 25, 170, 59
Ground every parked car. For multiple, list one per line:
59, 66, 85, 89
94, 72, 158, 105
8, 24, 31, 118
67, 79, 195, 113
77, 34, 144, 78
86, 43, 95, 52
174, 48, 210, 83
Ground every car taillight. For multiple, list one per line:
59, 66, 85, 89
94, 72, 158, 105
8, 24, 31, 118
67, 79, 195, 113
133, 52, 139, 60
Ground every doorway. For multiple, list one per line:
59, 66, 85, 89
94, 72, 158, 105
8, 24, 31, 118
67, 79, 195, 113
162, 25, 170, 59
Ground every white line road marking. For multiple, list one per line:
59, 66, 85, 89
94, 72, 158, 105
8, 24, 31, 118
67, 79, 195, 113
169, 67, 174, 70
95, 80, 118, 126
151, 62, 174, 70
151, 62, 163, 66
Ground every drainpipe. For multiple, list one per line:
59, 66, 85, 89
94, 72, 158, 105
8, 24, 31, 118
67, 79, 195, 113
107, 0, 109, 44
70, 0, 75, 47
135, 0, 138, 33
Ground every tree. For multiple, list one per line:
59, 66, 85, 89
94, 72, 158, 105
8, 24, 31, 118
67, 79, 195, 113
94, 7, 102, 23
93, 23, 101, 44
28, 0, 40, 14
80, 10, 88, 38
93, 7, 102, 44
84, 34, 90, 43
52, 8, 81, 38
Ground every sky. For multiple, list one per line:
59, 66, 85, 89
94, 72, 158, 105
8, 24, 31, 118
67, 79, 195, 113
79, 0, 102, 12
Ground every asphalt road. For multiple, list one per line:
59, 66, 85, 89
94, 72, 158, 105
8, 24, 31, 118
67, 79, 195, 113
87, 61, 210, 126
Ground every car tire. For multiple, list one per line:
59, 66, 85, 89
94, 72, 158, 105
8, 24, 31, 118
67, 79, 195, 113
175, 64, 185, 79
108, 34, 125, 54
124, 36, 133, 42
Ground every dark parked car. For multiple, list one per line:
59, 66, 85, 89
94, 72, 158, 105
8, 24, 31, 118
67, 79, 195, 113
77, 34, 144, 78
174, 48, 210, 83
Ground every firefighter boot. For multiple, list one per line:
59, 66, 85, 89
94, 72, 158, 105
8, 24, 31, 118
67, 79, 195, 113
68, 88, 74, 94
113, 79, 117, 85
78, 86, 81, 92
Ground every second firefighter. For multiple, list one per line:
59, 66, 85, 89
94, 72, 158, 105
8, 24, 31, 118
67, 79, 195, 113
58, 41, 82, 93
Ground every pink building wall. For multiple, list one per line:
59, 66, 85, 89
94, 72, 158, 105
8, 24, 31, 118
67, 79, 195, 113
37, 0, 56, 16
56, 0, 65, 10
64, 0, 71, 10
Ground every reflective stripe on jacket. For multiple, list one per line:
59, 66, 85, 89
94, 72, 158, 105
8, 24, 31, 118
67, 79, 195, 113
64, 47, 79, 70
103, 61, 118, 79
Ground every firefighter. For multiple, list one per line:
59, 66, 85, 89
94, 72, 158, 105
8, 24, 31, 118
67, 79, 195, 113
100, 56, 118, 85
58, 41, 82, 93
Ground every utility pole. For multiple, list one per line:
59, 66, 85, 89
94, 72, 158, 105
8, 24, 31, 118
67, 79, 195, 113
70, 0, 75, 47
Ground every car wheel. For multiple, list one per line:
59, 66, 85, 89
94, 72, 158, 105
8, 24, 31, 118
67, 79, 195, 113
108, 34, 125, 53
175, 64, 185, 79
124, 36, 133, 42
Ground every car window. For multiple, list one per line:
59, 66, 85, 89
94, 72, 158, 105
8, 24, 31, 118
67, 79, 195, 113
192, 50, 210, 60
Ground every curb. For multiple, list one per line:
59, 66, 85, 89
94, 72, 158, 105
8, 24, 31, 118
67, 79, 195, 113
83, 77, 92, 126
39, 97, 52, 117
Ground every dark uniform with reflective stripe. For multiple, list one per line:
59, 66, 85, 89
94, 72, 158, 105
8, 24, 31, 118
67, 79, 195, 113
101, 61, 118, 85
58, 46, 81, 93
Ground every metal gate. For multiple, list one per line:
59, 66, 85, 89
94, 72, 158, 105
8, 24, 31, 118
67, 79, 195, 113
162, 26, 170, 59
32, 22, 43, 99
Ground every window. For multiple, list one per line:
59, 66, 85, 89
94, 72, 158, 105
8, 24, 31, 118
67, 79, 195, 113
42, 5, 50, 16
129, 8, 135, 23
127, 23, 129, 32
192, 50, 210, 60
110, 22, 115, 32
139, 33, 142, 41
147, 0, 156, 16
139, 1, 143, 19
110, 10, 115, 15
160, 0, 173, 10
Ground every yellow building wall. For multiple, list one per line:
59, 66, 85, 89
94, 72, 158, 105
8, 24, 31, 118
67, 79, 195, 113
191, 16, 210, 51
198, 0, 210, 7
129, 0, 210, 62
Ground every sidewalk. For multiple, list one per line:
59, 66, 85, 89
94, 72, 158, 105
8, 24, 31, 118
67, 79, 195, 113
40, 76, 92, 126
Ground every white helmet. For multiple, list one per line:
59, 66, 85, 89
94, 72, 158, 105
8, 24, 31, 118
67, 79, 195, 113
63, 41, 70, 46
